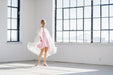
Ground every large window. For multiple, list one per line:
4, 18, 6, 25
55, 0, 113, 43
7, 0, 20, 42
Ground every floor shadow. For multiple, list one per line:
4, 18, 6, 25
47, 61, 113, 70
46, 61, 113, 75
60, 70, 113, 75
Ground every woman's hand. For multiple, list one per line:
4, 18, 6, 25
40, 37, 42, 42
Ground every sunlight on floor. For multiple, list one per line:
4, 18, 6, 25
0, 61, 113, 75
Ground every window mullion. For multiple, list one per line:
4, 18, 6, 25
17, 0, 20, 41
82, 7, 84, 43
62, 0, 64, 42
55, 0, 57, 42
91, 0, 93, 43
100, 0, 102, 43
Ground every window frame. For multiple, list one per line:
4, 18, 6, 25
55, 0, 113, 43
7, 0, 20, 42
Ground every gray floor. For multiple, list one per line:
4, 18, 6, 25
0, 61, 113, 75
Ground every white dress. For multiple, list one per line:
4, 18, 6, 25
27, 27, 57, 58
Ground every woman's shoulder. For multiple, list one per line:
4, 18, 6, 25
40, 27, 48, 31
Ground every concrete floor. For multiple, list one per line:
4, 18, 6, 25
0, 61, 113, 75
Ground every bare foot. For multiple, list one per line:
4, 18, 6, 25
43, 63, 48, 66
35, 64, 39, 66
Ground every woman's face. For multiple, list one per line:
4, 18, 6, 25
42, 20, 46, 27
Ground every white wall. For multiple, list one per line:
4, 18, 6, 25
36, 0, 113, 66
0, 0, 113, 66
0, 0, 37, 62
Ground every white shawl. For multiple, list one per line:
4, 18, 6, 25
27, 27, 57, 58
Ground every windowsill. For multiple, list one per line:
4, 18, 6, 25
55, 42, 113, 46
6, 41, 22, 44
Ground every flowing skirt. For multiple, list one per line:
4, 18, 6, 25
37, 40, 50, 50
27, 28, 57, 58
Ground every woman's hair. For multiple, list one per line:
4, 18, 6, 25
41, 19, 45, 24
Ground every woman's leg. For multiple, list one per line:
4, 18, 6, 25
43, 47, 49, 66
35, 48, 45, 66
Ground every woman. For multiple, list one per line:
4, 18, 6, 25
27, 19, 57, 66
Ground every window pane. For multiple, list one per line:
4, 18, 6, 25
8, 7, 11, 17
93, 31, 100, 42
57, 9, 62, 19
70, 0, 76, 7
110, 5, 113, 17
70, 8, 76, 19
110, 31, 113, 43
93, 18, 100, 30
101, 31, 108, 42
12, 19, 17, 29
63, 0, 69, 7
93, 0, 100, 5
77, 0, 83, 6
110, 18, 113, 29
93, 6, 100, 18
57, 0, 62, 8
77, 31, 83, 42
84, 31, 91, 42
102, 18, 108, 29
12, 8, 17, 18
110, 0, 113, 3
7, 30, 11, 41
77, 8, 83, 18
11, 30, 17, 41
64, 9, 69, 19
57, 32, 62, 42
77, 19, 83, 30
70, 20, 76, 30
84, 19, 91, 30
70, 31, 76, 42
12, 0, 18, 7
85, 0, 91, 6
84, 7, 91, 18
101, 0, 108, 4
7, 19, 11, 29
64, 20, 69, 30
57, 20, 62, 30
63, 31, 69, 42
102, 6, 108, 17
8, 0, 11, 6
